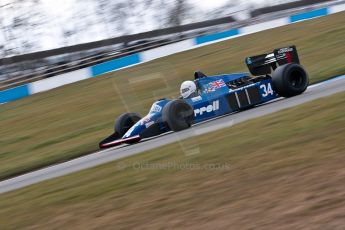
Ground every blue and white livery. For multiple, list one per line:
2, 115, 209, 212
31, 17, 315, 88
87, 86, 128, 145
100, 46, 309, 148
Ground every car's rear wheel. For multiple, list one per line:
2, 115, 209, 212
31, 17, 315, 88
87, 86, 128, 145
114, 112, 142, 136
272, 63, 309, 97
162, 100, 194, 131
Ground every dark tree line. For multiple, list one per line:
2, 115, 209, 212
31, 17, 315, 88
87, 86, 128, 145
1, 0, 203, 57
0, 0, 277, 57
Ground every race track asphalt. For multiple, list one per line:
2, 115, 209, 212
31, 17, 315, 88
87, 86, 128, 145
0, 76, 344, 194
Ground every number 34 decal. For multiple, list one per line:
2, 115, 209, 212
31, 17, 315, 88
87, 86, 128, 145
260, 83, 274, 97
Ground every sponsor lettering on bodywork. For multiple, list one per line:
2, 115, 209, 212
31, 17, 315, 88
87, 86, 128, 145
140, 115, 152, 125
145, 121, 155, 128
150, 104, 162, 113
194, 100, 219, 116
228, 83, 256, 93
191, 96, 202, 102
277, 47, 293, 54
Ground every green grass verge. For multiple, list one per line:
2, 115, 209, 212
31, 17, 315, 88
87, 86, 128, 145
1, 12, 345, 180
1, 92, 344, 229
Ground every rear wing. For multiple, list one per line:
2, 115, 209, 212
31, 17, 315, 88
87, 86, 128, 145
245, 46, 300, 76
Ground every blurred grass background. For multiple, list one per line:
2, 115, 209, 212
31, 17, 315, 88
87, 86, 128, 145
1, 92, 344, 229
0, 12, 345, 180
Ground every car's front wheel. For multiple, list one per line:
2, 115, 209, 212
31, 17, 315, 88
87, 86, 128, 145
162, 100, 194, 131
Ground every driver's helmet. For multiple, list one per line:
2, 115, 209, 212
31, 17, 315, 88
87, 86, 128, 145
180, 80, 197, 99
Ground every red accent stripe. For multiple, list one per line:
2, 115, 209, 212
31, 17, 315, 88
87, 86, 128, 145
100, 135, 141, 148
286, 52, 292, 63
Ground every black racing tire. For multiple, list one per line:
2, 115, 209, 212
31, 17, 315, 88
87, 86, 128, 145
162, 100, 194, 131
114, 112, 142, 136
272, 63, 309, 97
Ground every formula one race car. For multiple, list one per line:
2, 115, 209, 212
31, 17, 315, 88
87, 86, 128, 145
99, 45, 309, 148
